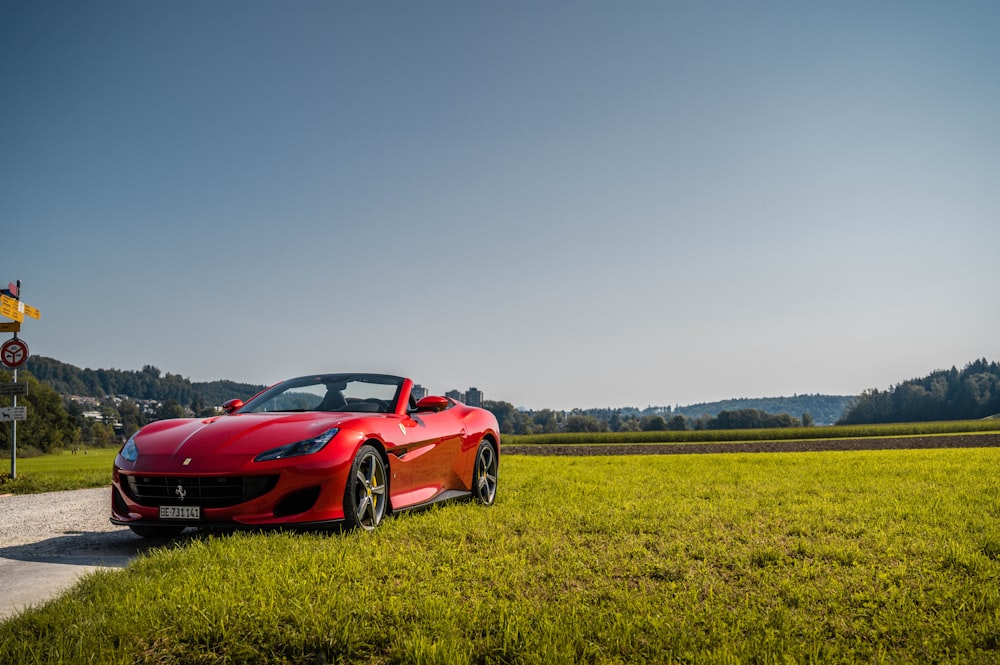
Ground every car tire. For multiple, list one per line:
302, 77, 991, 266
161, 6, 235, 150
128, 524, 186, 539
344, 444, 388, 531
473, 440, 498, 506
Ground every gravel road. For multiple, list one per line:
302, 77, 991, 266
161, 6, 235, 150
0, 487, 147, 620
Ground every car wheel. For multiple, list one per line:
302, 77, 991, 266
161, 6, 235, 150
473, 440, 498, 506
128, 524, 186, 539
344, 444, 387, 531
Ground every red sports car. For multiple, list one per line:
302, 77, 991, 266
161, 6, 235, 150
111, 373, 500, 538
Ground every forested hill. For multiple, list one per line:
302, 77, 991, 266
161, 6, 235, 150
837, 359, 1000, 424
669, 395, 856, 426
24, 356, 266, 407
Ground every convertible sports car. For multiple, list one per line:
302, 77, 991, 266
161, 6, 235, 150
111, 373, 500, 538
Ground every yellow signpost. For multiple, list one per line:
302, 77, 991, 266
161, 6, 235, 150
1, 281, 40, 479
0, 294, 40, 323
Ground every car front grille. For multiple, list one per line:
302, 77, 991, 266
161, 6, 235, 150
122, 474, 279, 508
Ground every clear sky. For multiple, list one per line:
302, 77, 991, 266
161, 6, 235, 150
3, 2, 998, 410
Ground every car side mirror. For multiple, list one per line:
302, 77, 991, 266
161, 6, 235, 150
415, 395, 449, 413
222, 399, 244, 414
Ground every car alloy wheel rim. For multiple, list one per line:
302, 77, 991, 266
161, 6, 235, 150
355, 451, 387, 530
476, 446, 497, 503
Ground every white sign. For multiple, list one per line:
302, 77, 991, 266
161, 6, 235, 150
0, 406, 27, 421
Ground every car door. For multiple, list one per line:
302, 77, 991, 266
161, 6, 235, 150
388, 409, 466, 509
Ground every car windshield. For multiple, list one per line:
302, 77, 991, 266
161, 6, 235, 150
239, 374, 403, 414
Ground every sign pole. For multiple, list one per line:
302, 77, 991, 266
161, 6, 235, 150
10, 367, 15, 479
10, 280, 20, 479
0, 279, 36, 479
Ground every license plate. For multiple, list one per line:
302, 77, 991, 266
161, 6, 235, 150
159, 505, 200, 520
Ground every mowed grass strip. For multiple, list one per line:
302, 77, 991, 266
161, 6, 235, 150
0, 447, 115, 494
2, 449, 1000, 664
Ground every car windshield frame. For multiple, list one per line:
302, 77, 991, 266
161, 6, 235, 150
238, 374, 405, 414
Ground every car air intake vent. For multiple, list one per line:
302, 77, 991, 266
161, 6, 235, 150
112, 486, 130, 517
273, 486, 321, 517
122, 475, 279, 508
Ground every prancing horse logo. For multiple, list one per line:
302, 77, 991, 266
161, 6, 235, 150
175, 484, 187, 501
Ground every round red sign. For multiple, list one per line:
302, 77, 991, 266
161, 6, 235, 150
1, 338, 29, 369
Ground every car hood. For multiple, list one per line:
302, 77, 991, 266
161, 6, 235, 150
131, 412, 359, 461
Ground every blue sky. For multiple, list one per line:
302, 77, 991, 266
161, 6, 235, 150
3, 2, 998, 410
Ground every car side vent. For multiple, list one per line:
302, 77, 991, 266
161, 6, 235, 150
273, 486, 321, 517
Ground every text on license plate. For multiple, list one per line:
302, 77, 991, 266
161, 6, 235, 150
160, 505, 200, 520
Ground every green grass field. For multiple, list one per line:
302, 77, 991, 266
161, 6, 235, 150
0, 447, 115, 494
2, 448, 999, 663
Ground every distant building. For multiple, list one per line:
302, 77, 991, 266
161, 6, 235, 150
67, 395, 101, 409
446, 389, 465, 404
466, 387, 483, 407
411, 384, 428, 400
81, 410, 122, 429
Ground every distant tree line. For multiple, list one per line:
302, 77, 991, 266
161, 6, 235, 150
0, 369, 225, 454
540, 394, 854, 427
0, 369, 75, 454
26, 356, 264, 408
837, 359, 1000, 424
670, 394, 855, 426
483, 401, 814, 436
1, 357, 266, 454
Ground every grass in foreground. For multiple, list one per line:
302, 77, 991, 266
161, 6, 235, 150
0, 447, 115, 494
2, 449, 999, 663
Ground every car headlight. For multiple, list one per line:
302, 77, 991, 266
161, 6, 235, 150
121, 435, 139, 463
254, 428, 339, 462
